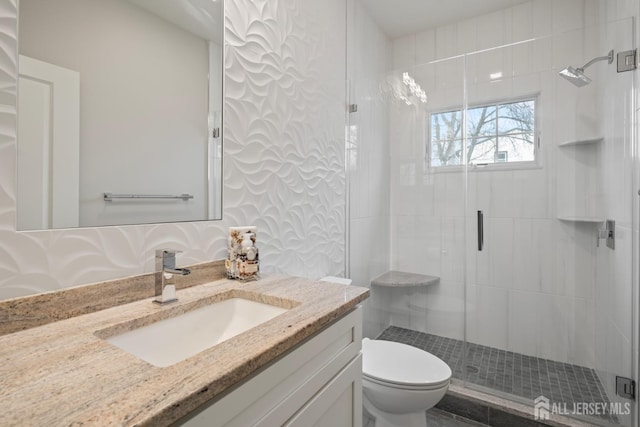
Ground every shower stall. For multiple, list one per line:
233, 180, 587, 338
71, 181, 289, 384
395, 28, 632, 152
346, 1, 638, 426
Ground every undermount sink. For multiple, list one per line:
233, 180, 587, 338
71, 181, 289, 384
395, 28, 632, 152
102, 297, 290, 367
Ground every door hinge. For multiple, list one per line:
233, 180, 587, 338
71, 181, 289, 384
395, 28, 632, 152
616, 376, 635, 400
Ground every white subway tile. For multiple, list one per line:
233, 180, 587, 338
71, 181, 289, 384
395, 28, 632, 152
508, 290, 538, 357
440, 217, 465, 284
435, 24, 457, 59
572, 297, 595, 367
513, 169, 548, 219
409, 287, 429, 333
513, 219, 539, 292
476, 10, 504, 50
415, 29, 436, 65
512, 2, 533, 42
393, 35, 416, 69
456, 18, 477, 55
552, 0, 586, 33
424, 292, 465, 341
389, 288, 411, 329
476, 285, 509, 349
488, 218, 514, 289
532, 0, 553, 38
536, 293, 570, 361
532, 36, 552, 73
489, 170, 515, 218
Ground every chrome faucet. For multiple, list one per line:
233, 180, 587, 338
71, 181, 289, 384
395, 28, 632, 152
154, 249, 191, 305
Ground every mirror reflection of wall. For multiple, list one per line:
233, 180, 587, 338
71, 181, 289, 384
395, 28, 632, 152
17, 0, 223, 230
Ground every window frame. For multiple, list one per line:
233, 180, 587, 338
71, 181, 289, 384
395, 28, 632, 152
427, 94, 540, 171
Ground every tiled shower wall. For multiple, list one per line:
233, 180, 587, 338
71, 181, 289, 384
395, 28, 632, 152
386, 0, 631, 369
0, 0, 347, 300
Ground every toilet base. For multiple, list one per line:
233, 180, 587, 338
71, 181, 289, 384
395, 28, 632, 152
363, 393, 427, 427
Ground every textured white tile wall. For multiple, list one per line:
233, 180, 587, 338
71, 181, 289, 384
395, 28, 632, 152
0, 0, 347, 300
224, 0, 347, 280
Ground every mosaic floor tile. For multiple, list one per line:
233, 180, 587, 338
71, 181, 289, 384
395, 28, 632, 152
378, 326, 617, 424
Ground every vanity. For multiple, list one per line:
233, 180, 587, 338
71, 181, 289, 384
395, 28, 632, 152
0, 272, 369, 426
2, 1, 367, 423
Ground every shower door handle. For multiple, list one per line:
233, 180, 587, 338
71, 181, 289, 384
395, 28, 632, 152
477, 210, 484, 251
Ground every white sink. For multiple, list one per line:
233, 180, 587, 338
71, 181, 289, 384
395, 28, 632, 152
104, 298, 289, 367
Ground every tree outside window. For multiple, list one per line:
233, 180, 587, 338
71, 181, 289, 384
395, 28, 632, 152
429, 99, 536, 167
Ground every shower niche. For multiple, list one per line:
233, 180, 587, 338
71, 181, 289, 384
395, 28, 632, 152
556, 140, 604, 223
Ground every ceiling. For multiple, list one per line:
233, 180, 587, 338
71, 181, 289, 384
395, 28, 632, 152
360, 0, 531, 39
126, 0, 529, 47
127, 0, 223, 44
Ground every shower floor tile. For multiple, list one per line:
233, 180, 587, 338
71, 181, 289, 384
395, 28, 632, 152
377, 326, 617, 424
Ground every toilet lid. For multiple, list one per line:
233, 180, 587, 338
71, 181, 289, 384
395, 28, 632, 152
362, 339, 452, 387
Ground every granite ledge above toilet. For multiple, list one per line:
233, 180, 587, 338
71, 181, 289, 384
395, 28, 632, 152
371, 271, 439, 288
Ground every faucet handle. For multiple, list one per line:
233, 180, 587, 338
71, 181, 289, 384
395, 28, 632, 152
155, 248, 184, 270
155, 248, 183, 257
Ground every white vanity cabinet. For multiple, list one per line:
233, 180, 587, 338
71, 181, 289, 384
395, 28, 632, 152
178, 306, 363, 427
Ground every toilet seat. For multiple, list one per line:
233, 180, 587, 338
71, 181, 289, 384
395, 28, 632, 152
362, 338, 452, 389
363, 373, 449, 391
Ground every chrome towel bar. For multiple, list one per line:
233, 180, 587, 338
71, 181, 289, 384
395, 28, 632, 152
103, 193, 194, 201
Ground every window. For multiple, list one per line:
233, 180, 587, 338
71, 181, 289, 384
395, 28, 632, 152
429, 98, 536, 168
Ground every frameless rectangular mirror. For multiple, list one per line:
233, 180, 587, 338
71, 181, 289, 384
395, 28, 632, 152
16, 0, 223, 230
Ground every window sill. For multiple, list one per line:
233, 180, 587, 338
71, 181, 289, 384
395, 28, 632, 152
427, 163, 542, 173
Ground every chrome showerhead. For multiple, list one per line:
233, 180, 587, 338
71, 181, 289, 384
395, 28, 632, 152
559, 49, 614, 87
559, 66, 591, 87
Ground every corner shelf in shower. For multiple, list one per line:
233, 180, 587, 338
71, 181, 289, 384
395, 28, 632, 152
557, 136, 603, 147
557, 216, 604, 223
371, 270, 439, 287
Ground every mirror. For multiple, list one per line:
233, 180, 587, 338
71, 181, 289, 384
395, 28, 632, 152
16, 0, 223, 230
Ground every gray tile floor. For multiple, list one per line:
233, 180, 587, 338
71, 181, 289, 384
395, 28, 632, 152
378, 326, 617, 424
363, 408, 489, 427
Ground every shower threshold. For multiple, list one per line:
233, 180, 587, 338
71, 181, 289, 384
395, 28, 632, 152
378, 326, 618, 425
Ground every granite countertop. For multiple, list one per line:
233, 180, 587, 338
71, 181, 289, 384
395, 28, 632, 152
0, 275, 369, 426
371, 270, 440, 287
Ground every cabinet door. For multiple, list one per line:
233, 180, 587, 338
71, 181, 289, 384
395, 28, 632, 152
178, 307, 362, 427
285, 354, 362, 427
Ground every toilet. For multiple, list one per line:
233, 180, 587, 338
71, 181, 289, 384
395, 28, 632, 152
320, 277, 452, 427
362, 338, 451, 427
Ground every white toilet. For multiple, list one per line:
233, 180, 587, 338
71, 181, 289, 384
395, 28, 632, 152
361, 338, 452, 427
319, 277, 452, 427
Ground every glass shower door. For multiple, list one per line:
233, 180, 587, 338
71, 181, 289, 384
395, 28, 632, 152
379, 53, 469, 387
464, 19, 636, 427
